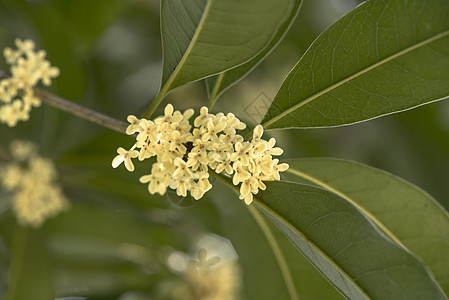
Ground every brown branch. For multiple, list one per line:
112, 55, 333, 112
33, 88, 128, 134
1, 68, 128, 134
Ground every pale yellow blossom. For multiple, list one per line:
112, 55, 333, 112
171, 249, 241, 300
126, 115, 142, 135
0, 39, 59, 127
112, 104, 288, 204
112, 146, 139, 172
0, 140, 69, 227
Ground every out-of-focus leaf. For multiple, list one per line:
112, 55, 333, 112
284, 158, 449, 296
262, 0, 449, 130
5, 226, 53, 300
48, 0, 122, 48
44, 200, 177, 298
159, 0, 293, 95
0, 235, 8, 298
255, 181, 445, 299
209, 181, 343, 300
205, 0, 302, 105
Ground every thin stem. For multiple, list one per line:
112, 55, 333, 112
142, 84, 169, 119
207, 73, 225, 110
33, 88, 128, 134
1, 69, 128, 134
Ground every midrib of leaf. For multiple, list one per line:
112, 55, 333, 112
262, 29, 449, 129
253, 197, 371, 300
286, 168, 406, 249
247, 205, 299, 300
143, 0, 215, 118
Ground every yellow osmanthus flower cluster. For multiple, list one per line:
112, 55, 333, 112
0, 39, 59, 127
0, 140, 69, 228
172, 248, 241, 300
112, 104, 288, 204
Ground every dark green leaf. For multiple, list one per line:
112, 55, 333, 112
160, 0, 294, 93
262, 0, 449, 129
284, 158, 449, 296
205, 0, 302, 105
209, 181, 343, 300
5, 226, 53, 300
256, 181, 445, 299
0, 236, 8, 297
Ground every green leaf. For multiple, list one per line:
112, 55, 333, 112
205, 0, 302, 106
5, 226, 53, 300
0, 236, 8, 297
261, 0, 449, 130
209, 181, 343, 300
284, 158, 449, 296
255, 181, 446, 299
160, 0, 294, 94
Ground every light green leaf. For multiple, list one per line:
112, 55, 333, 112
209, 181, 343, 300
284, 158, 449, 296
5, 226, 53, 300
160, 0, 293, 94
205, 0, 302, 107
261, 0, 449, 130
255, 181, 446, 299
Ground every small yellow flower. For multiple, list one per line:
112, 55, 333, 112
126, 115, 142, 135
154, 103, 183, 124
140, 173, 167, 195
230, 142, 253, 166
252, 124, 264, 141
169, 131, 191, 154
213, 152, 233, 175
172, 157, 193, 179
194, 106, 214, 127
112, 146, 139, 172
201, 120, 227, 142
232, 161, 251, 185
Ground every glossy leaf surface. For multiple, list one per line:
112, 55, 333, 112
255, 181, 445, 299
262, 0, 449, 129
210, 181, 343, 300
205, 0, 302, 104
160, 0, 293, 92
284, 158, 449, 296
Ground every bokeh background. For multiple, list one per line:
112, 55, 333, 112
1, 0, 449, 299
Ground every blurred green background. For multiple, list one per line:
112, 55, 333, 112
1, 0, 449, 299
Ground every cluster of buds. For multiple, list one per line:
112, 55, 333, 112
112, 104, 288, 204
0, 39, 59, 127
0, 140, 69, 227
